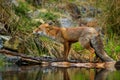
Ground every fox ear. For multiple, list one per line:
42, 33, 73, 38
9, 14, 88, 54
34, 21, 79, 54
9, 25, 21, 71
48, 22, 53, 25
45, 23, 53, 30
43, 23, 49, 27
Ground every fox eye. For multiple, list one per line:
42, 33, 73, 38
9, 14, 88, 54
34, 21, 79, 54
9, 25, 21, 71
38, 27, 41, 30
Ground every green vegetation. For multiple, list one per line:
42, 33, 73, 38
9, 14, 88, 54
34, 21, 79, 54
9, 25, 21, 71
72, 42, 84, 52
14, 1, 30, 16
38, 12, 58, 21
104, 35, 120, 60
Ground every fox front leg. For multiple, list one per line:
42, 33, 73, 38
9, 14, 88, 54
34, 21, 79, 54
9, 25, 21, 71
63, 42, 71, 61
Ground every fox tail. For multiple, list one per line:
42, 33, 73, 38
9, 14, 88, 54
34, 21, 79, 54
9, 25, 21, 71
90, 35, 114, 62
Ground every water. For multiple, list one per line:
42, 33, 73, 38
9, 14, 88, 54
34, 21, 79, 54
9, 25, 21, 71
0, 64, 120, 80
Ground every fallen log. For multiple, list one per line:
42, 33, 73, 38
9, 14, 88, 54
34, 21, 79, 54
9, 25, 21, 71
0, 49, 42, 64
0, 49, 117, 69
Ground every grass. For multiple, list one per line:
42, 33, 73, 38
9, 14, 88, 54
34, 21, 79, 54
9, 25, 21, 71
104, 34, 120, 60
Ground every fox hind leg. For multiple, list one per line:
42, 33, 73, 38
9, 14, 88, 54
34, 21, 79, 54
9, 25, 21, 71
79, 38, 95, 62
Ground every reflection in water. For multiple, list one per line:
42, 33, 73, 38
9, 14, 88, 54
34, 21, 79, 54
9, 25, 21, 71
62, 68, 114, 80
0, 64, 120, 80
63, 69, 70, 80
94, 69, 110, 80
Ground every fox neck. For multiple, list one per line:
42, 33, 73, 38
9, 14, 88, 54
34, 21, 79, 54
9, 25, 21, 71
45, 27, 60, 40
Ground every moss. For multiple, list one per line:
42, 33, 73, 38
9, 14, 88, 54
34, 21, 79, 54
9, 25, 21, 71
72, 42, 84, 52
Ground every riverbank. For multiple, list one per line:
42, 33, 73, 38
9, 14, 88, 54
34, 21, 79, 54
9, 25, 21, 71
0, 0, 120, 64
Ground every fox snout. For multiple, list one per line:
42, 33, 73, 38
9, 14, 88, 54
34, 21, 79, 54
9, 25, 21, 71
33, 30, 42, 35
33, 29, 46, 36
33, 29, 38, 34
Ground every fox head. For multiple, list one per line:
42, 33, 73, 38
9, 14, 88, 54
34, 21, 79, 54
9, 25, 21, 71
33, 23, 50, 35
33, 23, 59, 39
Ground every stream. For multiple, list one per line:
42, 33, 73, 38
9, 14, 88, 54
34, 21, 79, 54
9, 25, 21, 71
0, 64, 120, 80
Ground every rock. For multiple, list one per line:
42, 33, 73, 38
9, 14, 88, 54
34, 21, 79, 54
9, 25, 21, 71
65, 3, 81, 20
58, 18, 75, 27
82, 17, 96, 22
5, 55, 20, 63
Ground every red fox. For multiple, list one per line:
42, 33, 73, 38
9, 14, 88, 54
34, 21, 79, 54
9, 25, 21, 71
33, 23, 114, 62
